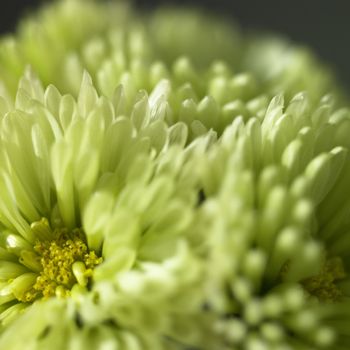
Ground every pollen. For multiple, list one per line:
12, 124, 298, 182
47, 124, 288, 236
21, 226, 102, 302
302, 257, 347, 302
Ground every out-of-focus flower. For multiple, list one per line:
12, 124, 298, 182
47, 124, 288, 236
0, 1, 349, 349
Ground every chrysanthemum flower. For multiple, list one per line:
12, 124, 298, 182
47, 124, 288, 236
0, 67, 206, 348
0, 0, 349, 349
190, 94, 350, 349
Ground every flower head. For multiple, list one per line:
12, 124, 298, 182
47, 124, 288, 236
0, 1, 349, 349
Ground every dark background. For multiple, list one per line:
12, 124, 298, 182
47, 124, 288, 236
2, 0, 350, 91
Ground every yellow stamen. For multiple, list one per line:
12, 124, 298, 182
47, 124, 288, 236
21, 225, 102, 302
302, 257, 346, 302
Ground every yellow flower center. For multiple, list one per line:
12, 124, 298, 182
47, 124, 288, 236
302, 257, 346, 302
18, 220, 102, 302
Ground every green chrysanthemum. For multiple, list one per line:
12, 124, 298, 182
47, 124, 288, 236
0, 67, 206, 348
188, 94, 350, 349
0, 0, 349, 349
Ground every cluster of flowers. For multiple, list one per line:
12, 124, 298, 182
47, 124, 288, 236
0, 0, 349, 349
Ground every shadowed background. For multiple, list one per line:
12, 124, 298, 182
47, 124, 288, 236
2, 0, 350, 92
